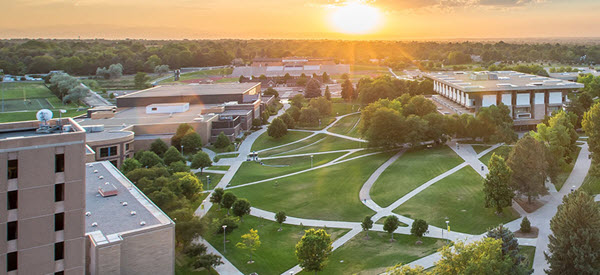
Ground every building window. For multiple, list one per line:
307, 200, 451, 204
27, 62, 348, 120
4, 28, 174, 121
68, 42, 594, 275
99, 146, 117, 158
7, 191, 17, 210
55, 184, 64, 202
55, 272, 64, 275
7, 221, 17, 241
54, 242, 64, 261
7, 159, 17, 179
125, 143, 130, 151
55, 213, 64, 231
7, 252, 17, 272
55, 154, 65, 173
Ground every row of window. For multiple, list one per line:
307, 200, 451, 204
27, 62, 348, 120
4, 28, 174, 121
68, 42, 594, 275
7, 213, 64, 242
7, 183, 64, 211
6, 242, 64, 272
7, 154, 65, 180
98, 143, 132, 159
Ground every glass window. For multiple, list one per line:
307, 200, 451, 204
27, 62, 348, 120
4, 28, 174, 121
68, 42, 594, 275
55, 213, 64, 231
7, 159, 17, 179
7, 191, 17, 210
55, 184, 64, 202
99, 146, 117, 158
55, 154, 65, 173
54, 242, 64, 261
7, 252, 17, 272
7, 221, 17, 241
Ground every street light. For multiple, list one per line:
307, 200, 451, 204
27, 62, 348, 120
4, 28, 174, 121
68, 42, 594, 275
445, 220, 450, 245
223, 225, 228, 253
207, 175, 211, 190
311, 155, 314, 168
181, 145, 184, 156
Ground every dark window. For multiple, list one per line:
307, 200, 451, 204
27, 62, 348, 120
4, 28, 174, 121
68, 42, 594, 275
55, 184, 64, 202
55, 213, 64, 231
7, 159, 17, 179
55, 272, 64, 275
151, 107, 157, 111
54, 242, 64, 261
125, 143, 130, 151
7, 252, 17, 272
99, 146, 117, 158
7, 221, 17, 241
7, 191, 17, 210
55, 154, 65, 173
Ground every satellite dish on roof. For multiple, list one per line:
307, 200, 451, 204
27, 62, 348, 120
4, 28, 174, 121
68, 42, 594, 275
36, 109, 53, 124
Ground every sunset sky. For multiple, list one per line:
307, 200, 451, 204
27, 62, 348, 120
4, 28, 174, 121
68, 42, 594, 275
2, 0, 600, 40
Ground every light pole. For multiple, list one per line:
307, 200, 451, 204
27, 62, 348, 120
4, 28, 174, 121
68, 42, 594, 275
207, 175, 211, 190
445, 220, 450, 245
181, 145, 184, 156
223, 225, 228, 253
311, 155, 314, 168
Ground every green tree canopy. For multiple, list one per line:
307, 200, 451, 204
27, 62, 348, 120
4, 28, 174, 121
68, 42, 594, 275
383, 215, 400, 241
191, 151, 212, 175
295, 228, 333, 274
137, 151, 164, 168
506, 135, 548, 204
181, 129, 203, 154
163, 146, 185, 166
121, 158, 142, 174
304, 78, 322, 98
410, 219, 429, 241
214, 132, 231, 149
268, 118, 288, 138
483, 153, 514, 215
231, 198, 251, 222
150, 138, 169, 157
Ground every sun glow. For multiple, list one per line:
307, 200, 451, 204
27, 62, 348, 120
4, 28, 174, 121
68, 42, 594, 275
330, 2, 382, 34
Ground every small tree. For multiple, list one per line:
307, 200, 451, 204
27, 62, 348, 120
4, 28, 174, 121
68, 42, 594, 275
486, 224, 530, 274
324, 85, 331, 100
361, 216, 373, 238
181, 129, 203, 154
221, 192, 237, 215
210, 188, 225, 210
410, 219, 428, 243
214, 132, 231, 149
236, 229, 261, 263
280, 112, 295, 129
383, 215, 400, 241
484, 153, 515, 215
268, 118, 288, 138
163, 146, 185, 166
191, 151, 212, 175
232, 198, 251, 222
275, 211, 287, 231
121, 158, 142, 174
154, 64, 170, 76
134, 72, 150, 89
295, 228, 333, 274
150, 138, 169, 157
520, 217, 531, 233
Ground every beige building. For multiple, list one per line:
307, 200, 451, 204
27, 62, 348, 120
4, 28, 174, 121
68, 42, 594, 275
0, 118, 87, 275
426, 71, 584, 126
84, 161, 175, 275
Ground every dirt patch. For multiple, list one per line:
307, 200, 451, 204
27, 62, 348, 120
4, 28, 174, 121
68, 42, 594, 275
514, 227, 539, 238
516, 198, 545, 213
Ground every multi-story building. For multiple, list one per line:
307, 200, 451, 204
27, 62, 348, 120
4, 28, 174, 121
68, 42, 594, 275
426, 71, 584, 126
0, 118, 87, 275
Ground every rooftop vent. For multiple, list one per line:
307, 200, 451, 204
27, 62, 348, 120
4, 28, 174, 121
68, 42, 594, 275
85, 212, 91, 217
88, 164, 94, 167
140, 221, 146, 226
91, 222, 98, 227
98, 183, 118, 197
94, 170, 98, 173
98, 176, 104, 179
130, 211, 137, 216
122, 202, 128, 206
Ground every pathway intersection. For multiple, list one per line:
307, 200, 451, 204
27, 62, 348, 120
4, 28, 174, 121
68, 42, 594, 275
193, 106, 592, 275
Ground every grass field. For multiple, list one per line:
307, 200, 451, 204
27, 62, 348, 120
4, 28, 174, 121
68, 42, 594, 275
281, 135, 363, 156
313, 231, 446, 275
471, 145, 490, 154
161, 68, 234, 84
296, 117, 336, 130
371, 146, 464, 207
328, 113, 361, 137
520, 245, 536, 270
332, 100, 361, 116
259, 134, 327, 157
394, 166, 520, 234
203, 209, 349, 275
195, 172, 223, 191
581, 172, 600, 195
479, 146, 511, 166
0, 83, 53, 99
252, 131, 313, 152
229, 152, 345, 186
207, 165, 230, 171
231, 153, 395, 221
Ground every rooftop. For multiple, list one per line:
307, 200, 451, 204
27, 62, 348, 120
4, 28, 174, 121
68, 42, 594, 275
426, 71, 584, 92
85, 161, 172, 238
117, 82, 260, 99
0, 118, 84, 140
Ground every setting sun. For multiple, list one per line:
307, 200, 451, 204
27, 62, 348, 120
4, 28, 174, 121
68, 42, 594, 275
330, 2, 382, 34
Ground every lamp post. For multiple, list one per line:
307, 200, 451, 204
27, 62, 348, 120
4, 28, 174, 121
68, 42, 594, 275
445, 220, 450, 245
311, 155, 314, 168
223, 225, 228, 253
207, 175, 211, 190
181, 145, 184, 156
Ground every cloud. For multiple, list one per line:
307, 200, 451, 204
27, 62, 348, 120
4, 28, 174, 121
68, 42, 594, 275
314, 0, 545, 10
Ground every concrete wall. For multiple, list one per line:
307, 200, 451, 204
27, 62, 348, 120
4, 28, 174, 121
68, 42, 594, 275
117, 94, 245, 107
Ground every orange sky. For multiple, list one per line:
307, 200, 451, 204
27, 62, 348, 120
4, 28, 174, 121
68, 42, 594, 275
2, 0, 599, 39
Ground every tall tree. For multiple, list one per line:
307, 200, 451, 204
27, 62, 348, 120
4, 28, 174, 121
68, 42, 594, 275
214, 132, 231, 149
134, 72, 150, 89
221, 192, 237, 215
150, 138, 169, 157
275, 211, 287, 231
583, 103, 600, 161
280, 112, 295, 129
138, 151, 164, 168
304, 78, 322, 98
324, 85, 331, 101
171, 123, 193, 149
181, 129, 203, 154
236, 229, 261, 263
410, 219, 429, 243
163, 146, 185, 166
545, 190, 600, 274
341, 79, 355, 101
506, 135, 548, 204
191, 151, 212, 175
295, 228, 333, 274
231, 198, 251, 222
361, 216, 373, 238
210, 188, 225, 210
486, 225, 531, 274
268, 118, 288, 138
384, 215, 400, 241
121, 158, 142, 174
483, 154, 514, 215
184, 243, 223, 271
309, 97, 333, 117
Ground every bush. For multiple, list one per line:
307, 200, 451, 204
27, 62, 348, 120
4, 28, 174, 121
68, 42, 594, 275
213, 156, 221, 163
520, 216, 531, 233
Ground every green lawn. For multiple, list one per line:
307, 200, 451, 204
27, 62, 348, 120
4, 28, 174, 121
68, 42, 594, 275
229, 152, 345, 186
281, 135, 363, 156
312, 231, 446, 275
206, 145, 236, 154
208, 165, 230, 171
394, 166, 520, 234
371, 146, 464, 207
337, 149, 383, 161
553, 146, 582, 191
332, 100, 361, 116
581, 173, 600, 196
471, 145, 490, 154
259, 134, 327, 157
252, 131, 313, 152
520, 245, 536, 270
217, 153, 239, 159
195, 172, 224, 191
0, 83, 53, 99
161, 68, 233, 84
479, 146, 511, 166
203, 209, 349, 275
296, 117, 336, 130
231, 153, 395, 221
328, 114, 360, 136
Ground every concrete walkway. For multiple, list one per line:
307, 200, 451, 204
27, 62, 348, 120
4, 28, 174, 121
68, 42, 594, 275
195, 237, 244, 275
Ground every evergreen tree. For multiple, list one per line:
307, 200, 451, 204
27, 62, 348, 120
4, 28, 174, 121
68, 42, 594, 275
163, 146, 185, 166
304, 78, 322, 98
507, 135, 548, 204
483, 154, 515, 215
545, 190, 600, 274
268, 118, 288, 138
341, 79, 354, 101
486, 225, 531, 274
520, 217, 531, 233
324, 85, 331, 100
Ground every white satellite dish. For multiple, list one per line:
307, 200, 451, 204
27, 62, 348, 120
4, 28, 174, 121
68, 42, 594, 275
36, 109, 53, 123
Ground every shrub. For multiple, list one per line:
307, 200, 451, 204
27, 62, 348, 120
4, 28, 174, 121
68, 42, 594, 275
520, 217, 531, 233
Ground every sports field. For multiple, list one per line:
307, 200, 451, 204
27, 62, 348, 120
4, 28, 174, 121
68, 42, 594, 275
0, 98, 54, 112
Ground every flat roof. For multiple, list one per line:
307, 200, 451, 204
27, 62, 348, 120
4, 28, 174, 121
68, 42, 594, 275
85, 161, 172, 237
426, 71, 584, 93
117, 82, 260, 99
0, 119, 84, 140
86, 130, 133, 143
77, 104, 219, 127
